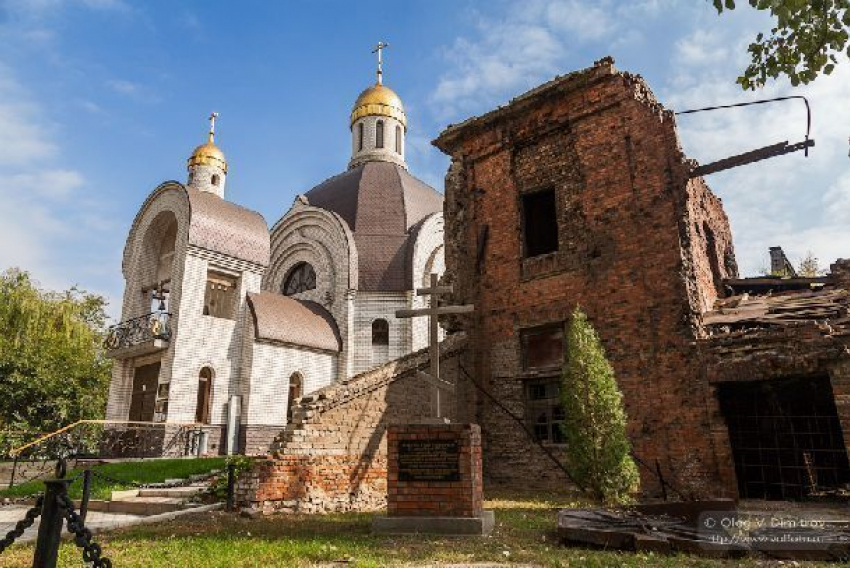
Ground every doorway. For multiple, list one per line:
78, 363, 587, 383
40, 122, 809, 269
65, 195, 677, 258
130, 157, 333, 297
717, 376, 850, 500
129, 363, 160, 422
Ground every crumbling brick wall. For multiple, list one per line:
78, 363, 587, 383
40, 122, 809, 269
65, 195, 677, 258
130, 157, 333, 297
236, 333, 472, 513
433, 58, 737, 497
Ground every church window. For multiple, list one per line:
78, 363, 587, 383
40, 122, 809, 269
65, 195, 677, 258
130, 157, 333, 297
195, 367, 213, 424
521, 324, 564, 371
287, 372, 303, 423
358, 123, 364, 151
282, 262, 316, 296
203, 270, 238, 319
372, 319, 389, 345
376, 120, 384, 149
395, 125, 401, 153
521, 189, 559, 258
211, 174, 220, 186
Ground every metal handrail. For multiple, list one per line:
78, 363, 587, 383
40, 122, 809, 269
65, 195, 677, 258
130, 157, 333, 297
9, 419, 203, 457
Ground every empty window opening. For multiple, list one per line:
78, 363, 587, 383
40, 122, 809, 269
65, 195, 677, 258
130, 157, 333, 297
203, 271, 238, 319
526, 378, 565, 444
521, 189, 559, 257
287, 372, 303, 423
282, 262, 316, 296
718, 377, 850, 500
195, 367, 213, 424
521, 324, 564, 371
376, 120, 384, 149
704, 223, 723, 293
211, 174, 220, 186
395, 125, 402, 153
358, 122, 364, 151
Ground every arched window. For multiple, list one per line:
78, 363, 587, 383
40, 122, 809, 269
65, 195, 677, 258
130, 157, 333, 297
211, 174, 220, 186
282, 262, 316, 296
357, 123, 364, 151
372, 319, 389, 345
287, 372, 303, 423
395, 125, 401, 153
376, 120, 384, 149
195, 367, 213, 424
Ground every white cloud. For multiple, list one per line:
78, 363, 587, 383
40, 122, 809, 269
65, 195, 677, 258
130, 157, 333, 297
0, 61, 120, 307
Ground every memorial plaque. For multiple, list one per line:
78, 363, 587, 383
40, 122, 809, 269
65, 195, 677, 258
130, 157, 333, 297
398, 439, 460, 482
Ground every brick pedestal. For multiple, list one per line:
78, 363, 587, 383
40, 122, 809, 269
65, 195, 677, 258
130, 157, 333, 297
373, 423, 493, 535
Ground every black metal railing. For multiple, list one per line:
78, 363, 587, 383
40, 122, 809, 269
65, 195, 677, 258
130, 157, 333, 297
104, 311, 171, 351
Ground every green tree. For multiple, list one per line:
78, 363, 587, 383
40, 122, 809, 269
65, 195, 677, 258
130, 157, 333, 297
711, 0, 850, 89
560, 306, 639, 504
0, 269, 111, 436
798, 250, 825, 277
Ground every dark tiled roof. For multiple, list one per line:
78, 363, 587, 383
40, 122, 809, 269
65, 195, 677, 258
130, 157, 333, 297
186, 186, 270, 267
247, 292, 341, 352
304, 161, 443, 291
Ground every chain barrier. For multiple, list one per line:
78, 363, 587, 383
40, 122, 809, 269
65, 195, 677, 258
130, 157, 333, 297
0, 494, 44, 554
58, 493, 113, 568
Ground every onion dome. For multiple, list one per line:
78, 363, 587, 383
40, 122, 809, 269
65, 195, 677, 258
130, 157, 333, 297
350, 84, 406, 130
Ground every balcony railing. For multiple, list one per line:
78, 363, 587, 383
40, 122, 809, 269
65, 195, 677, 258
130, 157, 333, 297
104, 312, 172, 353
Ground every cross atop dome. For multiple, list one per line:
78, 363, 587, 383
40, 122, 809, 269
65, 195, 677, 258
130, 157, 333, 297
372, 41, 388, 85
187, 112, 228, 198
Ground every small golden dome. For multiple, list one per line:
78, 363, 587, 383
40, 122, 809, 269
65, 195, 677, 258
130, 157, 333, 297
187, 112, 227, 173
350, 84, 406, 128
188, 141, 227, 173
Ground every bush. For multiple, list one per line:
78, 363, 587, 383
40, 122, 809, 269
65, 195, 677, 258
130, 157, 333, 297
560, 306, 639, 505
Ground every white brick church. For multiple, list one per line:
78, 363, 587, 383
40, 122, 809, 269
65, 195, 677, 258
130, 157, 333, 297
104, 59, 446, 455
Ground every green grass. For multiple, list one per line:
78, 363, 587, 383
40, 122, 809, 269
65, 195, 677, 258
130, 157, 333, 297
0, 457, 226, 501
0, 489, 837, 567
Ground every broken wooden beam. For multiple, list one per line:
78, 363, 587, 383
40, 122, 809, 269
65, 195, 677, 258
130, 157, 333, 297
690, 139, 815, 178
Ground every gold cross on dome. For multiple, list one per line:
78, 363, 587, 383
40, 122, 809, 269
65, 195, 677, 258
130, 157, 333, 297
372, 41, 388, 84
208, 112, 219, 143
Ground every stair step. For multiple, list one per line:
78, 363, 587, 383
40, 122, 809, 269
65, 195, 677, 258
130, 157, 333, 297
137, 485, 206, 498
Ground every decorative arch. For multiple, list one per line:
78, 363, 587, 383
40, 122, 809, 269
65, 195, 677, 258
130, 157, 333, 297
395, 125, 402, 153
282, 262, 317, 296
357, 122, 364, 151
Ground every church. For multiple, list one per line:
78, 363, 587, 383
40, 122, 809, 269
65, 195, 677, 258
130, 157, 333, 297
104, 51, 446, 455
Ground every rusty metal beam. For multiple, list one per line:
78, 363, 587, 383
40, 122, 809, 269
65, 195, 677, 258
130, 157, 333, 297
689, 139, 815, 178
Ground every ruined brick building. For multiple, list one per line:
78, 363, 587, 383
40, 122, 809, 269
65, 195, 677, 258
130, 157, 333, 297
433, 57, 850, 500
237, 57, 849, 511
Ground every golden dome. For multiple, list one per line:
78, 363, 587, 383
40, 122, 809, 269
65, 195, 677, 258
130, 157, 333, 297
187, 112, 227, 173
350, 84, 406, 128
188, 141, 227, 173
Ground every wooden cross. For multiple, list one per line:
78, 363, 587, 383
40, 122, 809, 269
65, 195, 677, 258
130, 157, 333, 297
396, 273, 474, 420
372, 41, 388, 85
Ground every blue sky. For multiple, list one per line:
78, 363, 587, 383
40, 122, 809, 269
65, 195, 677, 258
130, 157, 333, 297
1, 0, 848, 320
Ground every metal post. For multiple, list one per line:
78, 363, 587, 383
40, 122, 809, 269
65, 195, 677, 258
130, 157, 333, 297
33, 477, 70, 568
80, 469, 93, 524
8, 455, 18, 489
226, 462, 236, 512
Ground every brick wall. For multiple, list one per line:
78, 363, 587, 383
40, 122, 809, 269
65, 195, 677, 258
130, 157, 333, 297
387, 424, 483, 518
433, 58, 737, 497
236, 333, 468, 513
